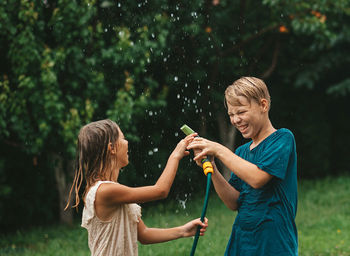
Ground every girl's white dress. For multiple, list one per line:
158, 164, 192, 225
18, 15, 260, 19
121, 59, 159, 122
82, 181, 141, 256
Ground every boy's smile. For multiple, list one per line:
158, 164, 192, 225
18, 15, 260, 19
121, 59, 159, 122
226, 96, 269, 144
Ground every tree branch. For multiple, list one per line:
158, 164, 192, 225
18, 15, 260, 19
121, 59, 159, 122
261, 39, 280, 79
221, 24, 279, 57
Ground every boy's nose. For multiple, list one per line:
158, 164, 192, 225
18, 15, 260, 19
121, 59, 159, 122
233, 115, 241, 125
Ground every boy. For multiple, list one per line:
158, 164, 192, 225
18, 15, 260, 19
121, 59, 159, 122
188, 77, 298, 255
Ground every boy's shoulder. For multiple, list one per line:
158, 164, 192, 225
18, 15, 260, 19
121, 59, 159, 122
276, 128, 295, 139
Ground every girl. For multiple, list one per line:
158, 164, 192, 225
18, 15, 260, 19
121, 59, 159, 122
65, 119, 208, 256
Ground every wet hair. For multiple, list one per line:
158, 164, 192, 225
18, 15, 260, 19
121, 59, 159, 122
224, 77, 271, 109
65, 119, 120, 210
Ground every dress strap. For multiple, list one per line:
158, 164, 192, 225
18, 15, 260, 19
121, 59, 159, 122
81, 181, 116, 227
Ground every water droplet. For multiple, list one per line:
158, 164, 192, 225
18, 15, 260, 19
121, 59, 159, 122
178, 198, 187, 209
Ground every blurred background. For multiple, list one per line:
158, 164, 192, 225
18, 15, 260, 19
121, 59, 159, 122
0, 0, 349, 241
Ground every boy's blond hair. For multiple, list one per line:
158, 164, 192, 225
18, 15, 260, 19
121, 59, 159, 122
224, 77, 271, 109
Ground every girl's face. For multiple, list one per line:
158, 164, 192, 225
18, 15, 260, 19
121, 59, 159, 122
226, 96, 267, 142
115, 128, 129, 169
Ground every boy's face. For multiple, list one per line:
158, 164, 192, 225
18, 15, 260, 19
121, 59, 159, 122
226, 96, 268, 141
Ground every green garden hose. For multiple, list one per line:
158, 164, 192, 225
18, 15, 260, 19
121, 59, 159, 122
180, 125, 214, 256
190, 170, 212, 256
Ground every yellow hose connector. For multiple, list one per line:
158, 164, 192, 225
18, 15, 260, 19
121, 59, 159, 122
202, 160, 214, 176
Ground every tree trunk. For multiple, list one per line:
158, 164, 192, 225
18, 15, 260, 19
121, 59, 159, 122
216, 111, 237, 180
51, 153, 74, 225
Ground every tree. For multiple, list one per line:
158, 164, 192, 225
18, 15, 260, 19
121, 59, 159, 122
1, 0, 350, 230
0, 0, 169, 225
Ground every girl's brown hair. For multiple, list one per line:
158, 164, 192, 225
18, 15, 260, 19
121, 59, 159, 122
65, 119, 120, 210
224, 76, 271, 109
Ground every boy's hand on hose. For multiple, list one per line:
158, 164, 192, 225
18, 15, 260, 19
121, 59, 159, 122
188, 137, 219, 162
171, 133, 197, 160
189, 139, 215, 167
182, 217, 208, 237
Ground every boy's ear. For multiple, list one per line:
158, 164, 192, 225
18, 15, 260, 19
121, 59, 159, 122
260, 99, 269, 112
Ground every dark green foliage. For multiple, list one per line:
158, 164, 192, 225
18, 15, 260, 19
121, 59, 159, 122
0, 0, 350, 232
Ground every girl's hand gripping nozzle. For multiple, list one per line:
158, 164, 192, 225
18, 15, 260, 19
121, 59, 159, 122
180, 125, 214, 176
180, 124, 213, 256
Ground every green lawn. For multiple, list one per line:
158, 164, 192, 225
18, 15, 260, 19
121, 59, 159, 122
1, 176, 349, 256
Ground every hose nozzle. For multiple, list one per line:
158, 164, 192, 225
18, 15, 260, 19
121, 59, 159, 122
181, 124, 214, 176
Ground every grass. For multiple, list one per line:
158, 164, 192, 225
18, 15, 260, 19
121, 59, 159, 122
0, 176, 349, 256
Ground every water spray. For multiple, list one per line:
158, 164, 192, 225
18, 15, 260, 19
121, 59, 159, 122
180, 124, 213, 256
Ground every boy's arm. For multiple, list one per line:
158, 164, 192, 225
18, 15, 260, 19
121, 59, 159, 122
189, 139, 272, 189
137, 217, 208, 244
191, 151, 239, 211
214, 145, 272, 189
210, 161, 240, 211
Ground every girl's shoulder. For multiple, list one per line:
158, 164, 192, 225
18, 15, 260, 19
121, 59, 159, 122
85, 181, 118, 208
82, 181, 141, 227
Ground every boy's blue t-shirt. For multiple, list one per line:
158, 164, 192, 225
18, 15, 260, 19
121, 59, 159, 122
225, 128, 298, 256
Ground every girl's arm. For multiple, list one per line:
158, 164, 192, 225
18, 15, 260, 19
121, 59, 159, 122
97, 134, 197, 206
137, 217, 208, 244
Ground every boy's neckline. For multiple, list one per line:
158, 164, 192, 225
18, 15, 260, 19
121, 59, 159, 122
249, 128, 278, 151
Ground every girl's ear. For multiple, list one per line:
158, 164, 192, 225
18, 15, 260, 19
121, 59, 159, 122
108, 142, 116, 155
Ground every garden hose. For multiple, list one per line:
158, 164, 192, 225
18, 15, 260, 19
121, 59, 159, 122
180, 125, 214, 256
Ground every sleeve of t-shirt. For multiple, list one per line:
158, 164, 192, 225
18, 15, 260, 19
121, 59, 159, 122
228, 147, 243, 192
228, 173, 243, 192
256, 129, 295, 180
